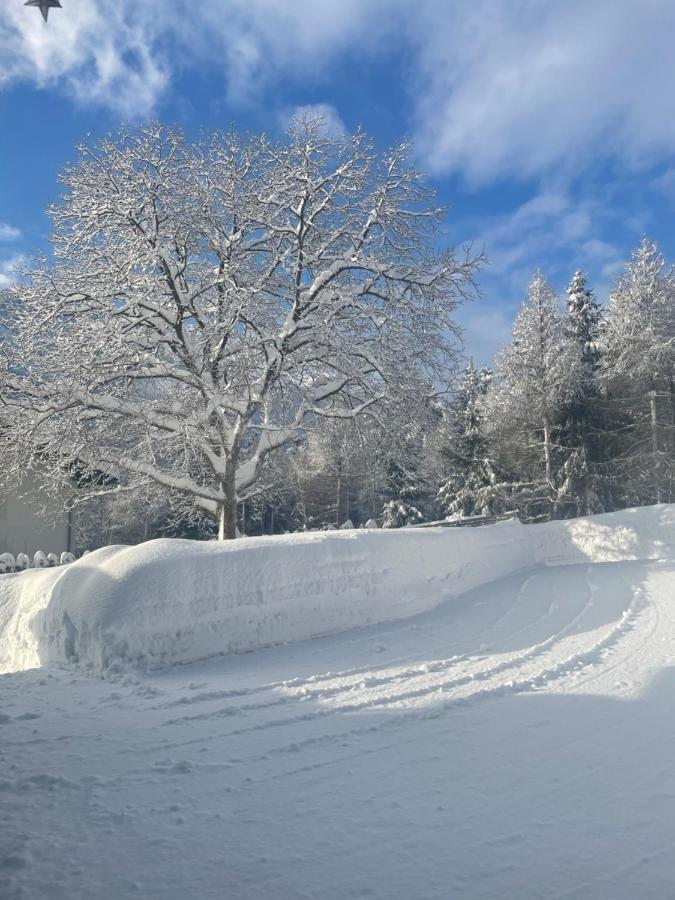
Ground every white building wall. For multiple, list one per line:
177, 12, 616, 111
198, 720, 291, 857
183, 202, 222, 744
0, 476, 70, 557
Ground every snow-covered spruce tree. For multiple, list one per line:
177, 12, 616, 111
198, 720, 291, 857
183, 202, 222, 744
488, 272, 579, 519
557, 270, 606, 516
1, 121, 481, 539
379, 445, 425, 527
566, 270, 601, 374
381, 499, 425, 528
600, 239, 675, 505
437, 361, 503, 517
375, 388, 449, 526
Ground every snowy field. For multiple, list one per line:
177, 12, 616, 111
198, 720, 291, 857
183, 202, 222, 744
1, 506, 675, 899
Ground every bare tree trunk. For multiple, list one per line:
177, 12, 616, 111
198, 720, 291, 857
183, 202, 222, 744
298, 487, 307, 530
336, 461, 342, 526
217, 473, 238, 540
66, 504, 73, 554
543, 423, 553, 486
649, 389, 662, 504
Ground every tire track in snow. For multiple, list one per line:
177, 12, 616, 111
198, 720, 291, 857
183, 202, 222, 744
561, 566, 662, 694
159, 569, 643, 749
158, 569, 585, 723
246, 585, 650, 764
128, 583, 649, 785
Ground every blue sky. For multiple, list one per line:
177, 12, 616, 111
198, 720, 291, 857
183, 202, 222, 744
2, 0, 675, 364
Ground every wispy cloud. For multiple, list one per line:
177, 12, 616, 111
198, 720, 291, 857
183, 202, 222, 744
469, 184, 630, 295
0, 1, 170, 118
4, 2, 675, 185
454, 306, 515, 368
412, 1, 675, 183
0, 254, 25, 289
0, 223, 21, 242
454, 181, 637, 363
0, 1, 388, 118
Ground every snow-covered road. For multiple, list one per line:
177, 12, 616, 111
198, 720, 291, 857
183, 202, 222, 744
3, 557, 675, 899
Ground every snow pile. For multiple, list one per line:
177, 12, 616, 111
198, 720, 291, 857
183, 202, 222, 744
0, 565, 70, 673
0, 522, 535, 673
535, 503, 675, 565
1, 504, 673, 674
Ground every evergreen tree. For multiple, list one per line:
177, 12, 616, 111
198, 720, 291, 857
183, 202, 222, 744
489, 272, 578, 517
381, 499, 425, 528
558, 271, 605, 515
379, 430, 428, 527
601, 239, 675, 505
566, 270, 601, 372
437, 361, 504, 517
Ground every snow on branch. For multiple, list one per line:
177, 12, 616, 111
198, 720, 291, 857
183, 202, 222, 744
1, 119, 482, 538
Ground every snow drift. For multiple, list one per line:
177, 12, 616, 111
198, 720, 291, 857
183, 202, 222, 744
1, 504, 674, 674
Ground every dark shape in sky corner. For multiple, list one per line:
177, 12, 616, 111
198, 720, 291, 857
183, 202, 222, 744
25, 0, 62, 23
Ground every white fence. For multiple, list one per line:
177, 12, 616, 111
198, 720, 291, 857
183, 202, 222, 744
0, 550, 79, 575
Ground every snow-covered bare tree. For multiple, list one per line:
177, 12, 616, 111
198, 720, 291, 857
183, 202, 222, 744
1, 120, 482, 538
293, 417, 370, 528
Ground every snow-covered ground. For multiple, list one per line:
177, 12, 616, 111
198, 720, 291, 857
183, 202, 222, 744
1, 506, 675, 898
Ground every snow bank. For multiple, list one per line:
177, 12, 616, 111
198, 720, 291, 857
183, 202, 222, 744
0, 522, 535, 673
1, 504, 674, 674
534, 503, 675, 565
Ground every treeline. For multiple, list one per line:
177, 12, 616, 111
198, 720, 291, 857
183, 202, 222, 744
84, 237, 674, 543
461, 238, 675, 522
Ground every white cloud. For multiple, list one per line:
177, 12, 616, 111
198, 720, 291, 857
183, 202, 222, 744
0, 255, 26, 289
412, 1, 675, 183
454, 306, 516, 368
0, 1, 171, 117
0, 223, 21, 242
459, 183, 629, 359
3, 1, 675, 183
0, 1, 390, 117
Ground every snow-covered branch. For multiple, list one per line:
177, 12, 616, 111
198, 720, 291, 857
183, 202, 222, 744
1, 119, 481, 538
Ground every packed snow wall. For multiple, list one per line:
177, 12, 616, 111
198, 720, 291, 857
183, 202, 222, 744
1, 504, 673, 674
